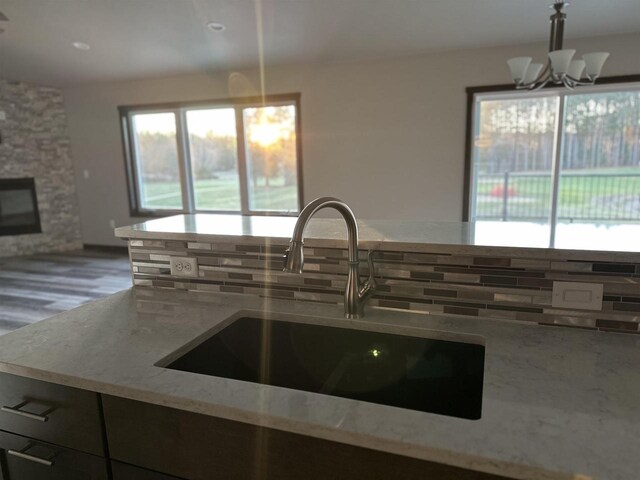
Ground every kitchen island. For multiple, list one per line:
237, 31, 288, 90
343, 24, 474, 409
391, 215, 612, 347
0, 287, 638, 479
0, 213, 638, 479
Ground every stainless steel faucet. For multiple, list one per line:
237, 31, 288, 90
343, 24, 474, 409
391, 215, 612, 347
283, 197, 377, 319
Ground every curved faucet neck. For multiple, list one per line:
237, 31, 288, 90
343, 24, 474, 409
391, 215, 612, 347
285, 197, 376, 319
291, 197, 359, 262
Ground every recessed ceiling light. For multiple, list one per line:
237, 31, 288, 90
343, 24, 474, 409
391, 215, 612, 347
72, 41, 91, 51
206, 21, 226, 32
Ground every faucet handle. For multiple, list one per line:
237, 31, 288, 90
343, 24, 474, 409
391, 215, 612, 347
357, 250, 377, 302
364, 250, 377, 290
282, 248, 290, 271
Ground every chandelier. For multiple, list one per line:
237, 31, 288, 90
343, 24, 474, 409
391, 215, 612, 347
507, 1, 609, 90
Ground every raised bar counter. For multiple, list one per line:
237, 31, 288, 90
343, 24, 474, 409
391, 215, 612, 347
115, 214, 640, 263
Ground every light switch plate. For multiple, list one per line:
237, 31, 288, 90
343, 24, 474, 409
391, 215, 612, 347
170, 257, 199, 278
552, 281, 603, 311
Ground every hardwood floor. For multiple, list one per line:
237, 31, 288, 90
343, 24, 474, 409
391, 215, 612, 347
0, 249, 132, 336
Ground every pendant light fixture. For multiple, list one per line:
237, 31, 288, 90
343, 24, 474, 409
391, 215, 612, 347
507, 1, 609, 90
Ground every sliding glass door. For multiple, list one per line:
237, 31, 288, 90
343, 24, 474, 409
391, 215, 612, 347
469, 83, 640, 243
471, 94, 559, 222
558, 90, 640, 222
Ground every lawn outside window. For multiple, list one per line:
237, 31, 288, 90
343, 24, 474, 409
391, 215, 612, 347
465, 77, 640, 243
119, 94, 303, 217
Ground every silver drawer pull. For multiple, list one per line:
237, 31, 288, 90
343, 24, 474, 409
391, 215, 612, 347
8, 443, 55, 467
1, 401, 49, 422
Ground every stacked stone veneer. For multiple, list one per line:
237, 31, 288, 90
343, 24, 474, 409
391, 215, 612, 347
128, 238, 640, 335
0, 79, 82, 256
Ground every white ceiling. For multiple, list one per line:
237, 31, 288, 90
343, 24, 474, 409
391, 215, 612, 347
1, 0, 639, 87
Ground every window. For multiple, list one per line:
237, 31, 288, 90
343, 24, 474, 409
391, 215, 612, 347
466, 79, 640, 237
130, 112, 183, 210
120, 94, 302, 216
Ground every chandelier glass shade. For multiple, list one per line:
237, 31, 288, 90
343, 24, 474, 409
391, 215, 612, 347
507, 2, 609, 90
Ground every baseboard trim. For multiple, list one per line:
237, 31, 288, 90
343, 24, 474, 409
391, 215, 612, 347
83, 243, 128, 254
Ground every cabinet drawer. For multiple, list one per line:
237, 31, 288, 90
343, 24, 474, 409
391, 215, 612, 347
112, 461, 185, 480
103, 395, 507, 480
0, 372, 105, 456
0, 429, 108, 480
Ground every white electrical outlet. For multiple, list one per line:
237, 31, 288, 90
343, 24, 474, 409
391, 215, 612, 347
109, 219, 116, 229
552, 281, 603, 311
170, 257, 199, 278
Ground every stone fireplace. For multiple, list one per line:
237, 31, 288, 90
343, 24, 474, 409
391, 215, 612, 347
0, 79, 82, 256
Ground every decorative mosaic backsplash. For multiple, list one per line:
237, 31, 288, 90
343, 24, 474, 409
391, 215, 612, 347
128, 239, 640, 335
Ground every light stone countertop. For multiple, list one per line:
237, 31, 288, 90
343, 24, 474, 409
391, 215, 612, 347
115, 214, 640, 262
0, 287, 638, 480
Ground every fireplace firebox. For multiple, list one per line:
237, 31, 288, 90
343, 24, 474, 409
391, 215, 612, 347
0, 178, 42, 236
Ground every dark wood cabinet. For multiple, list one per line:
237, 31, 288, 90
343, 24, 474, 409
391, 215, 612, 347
0, 430, 108, 480
0, 372, 505, 480
0, 373, 105, 456
103, 395, 507, 480
111, 462, 184, 480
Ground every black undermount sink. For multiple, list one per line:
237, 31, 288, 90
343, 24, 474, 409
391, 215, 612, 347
165, 317, 485, 420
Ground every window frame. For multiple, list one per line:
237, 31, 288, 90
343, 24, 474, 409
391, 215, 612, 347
119, 93, 304, 217
463, 74, 640, 223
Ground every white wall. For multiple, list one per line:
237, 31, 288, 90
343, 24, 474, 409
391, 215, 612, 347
62, 33, 640, 246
